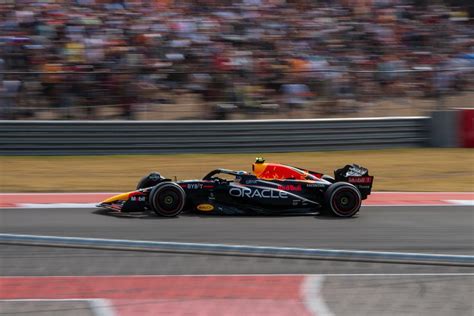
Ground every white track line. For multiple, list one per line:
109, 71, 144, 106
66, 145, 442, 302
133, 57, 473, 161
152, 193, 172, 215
365, 203, 473, 207
0, 299, 115, 316
2, 273, 473, 278
16, 203, 98, 209
1, 233, 472, 265
446, 200, 474, 206
88, 299, 116, 316
301, 275, 334, 316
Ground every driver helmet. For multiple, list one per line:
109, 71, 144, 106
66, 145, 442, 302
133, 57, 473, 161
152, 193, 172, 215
235, 170, 248, 181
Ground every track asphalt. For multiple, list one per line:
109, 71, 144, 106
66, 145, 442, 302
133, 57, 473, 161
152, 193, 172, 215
1, 205, 473, 315
1, 206, 472, 254
0, 205, 473, 275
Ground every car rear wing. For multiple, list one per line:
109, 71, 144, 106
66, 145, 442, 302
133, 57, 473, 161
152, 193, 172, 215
334, 164, 373, 199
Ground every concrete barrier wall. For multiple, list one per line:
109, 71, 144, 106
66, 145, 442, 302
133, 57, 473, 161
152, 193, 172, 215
430, 109, 474, 148
0, 117, 429, 155
430, 111, 459, 147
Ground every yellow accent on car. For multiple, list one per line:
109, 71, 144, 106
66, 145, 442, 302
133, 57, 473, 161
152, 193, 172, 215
100, 191, 133, 204
196, 204, 214, 212
252, 162, 267, 177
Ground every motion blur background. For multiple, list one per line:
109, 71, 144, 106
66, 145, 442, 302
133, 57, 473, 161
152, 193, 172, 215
1, 0, 473, 120
1, 1, 473, 316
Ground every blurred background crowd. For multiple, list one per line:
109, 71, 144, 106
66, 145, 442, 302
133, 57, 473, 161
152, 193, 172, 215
1, 0, 473, 120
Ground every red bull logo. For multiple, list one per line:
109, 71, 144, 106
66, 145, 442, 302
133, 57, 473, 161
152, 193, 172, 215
277, 184, 302, 191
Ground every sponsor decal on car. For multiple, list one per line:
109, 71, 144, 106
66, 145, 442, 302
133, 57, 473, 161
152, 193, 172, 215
181, 183, 206, 189
277, 184, 302, 191
348, 176, 373, 184
229, 187, 288, 199
307, 182, 326, 188
196, 204, 214, 212
292, 199, 309, 206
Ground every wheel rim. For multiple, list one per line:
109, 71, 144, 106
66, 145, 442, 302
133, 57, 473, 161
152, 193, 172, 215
156, 189, 181, 215
340, 196, 349, 206
332, 189, 359, 215
164, 195, 174, 205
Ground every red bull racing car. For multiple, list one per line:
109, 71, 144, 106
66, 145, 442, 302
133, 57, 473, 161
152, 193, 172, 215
98, 158, 373, 218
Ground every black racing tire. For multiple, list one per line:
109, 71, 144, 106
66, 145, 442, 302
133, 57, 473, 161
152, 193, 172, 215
149, 182, 186, 217
324, 182, 361, 217
136, 172, 162, 190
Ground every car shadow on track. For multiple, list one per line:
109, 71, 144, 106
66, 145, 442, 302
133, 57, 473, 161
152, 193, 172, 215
92, 208, 357, 220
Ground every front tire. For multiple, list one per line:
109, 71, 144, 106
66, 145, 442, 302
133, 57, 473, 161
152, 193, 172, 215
324, 182, 361, 217
149, 182, 186, 217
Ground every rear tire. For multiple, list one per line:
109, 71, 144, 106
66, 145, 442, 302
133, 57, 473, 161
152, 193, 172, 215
149, 182, 186, 217
324, 182, 361, 217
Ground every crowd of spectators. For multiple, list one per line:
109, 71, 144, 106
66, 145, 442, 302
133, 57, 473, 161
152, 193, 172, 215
1, 0, 473, 119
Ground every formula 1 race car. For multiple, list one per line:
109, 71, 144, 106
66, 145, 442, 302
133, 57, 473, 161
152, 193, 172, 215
97, 158, 373, 218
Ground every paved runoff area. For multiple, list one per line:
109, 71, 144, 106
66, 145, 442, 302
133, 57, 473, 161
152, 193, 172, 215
0, 192, 473, 315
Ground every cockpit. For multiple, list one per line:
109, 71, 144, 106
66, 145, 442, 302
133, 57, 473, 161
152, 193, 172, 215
202, 168, 251, 182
